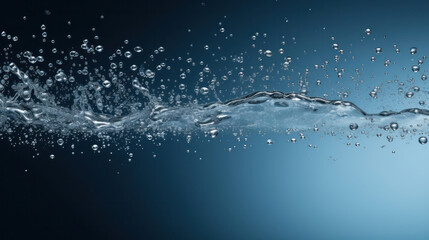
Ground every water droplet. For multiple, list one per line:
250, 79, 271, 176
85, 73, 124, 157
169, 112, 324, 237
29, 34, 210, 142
375, 47, 382, 54
390, 122, 399, 130
57, 138, 64, 146
200, 87, 209, 95
102, 80, 111, 88
264, 50, 273, 57
419, 136, 428, 145
95, 45, 103, 52
209, 129, 218, 138
410, 47, 418, 55
365, 28, 371, 35
349, 123, 359, 130
124, 51, 132, 58
267, 139, 273, 145
134, 46, 143, 53
145, 69, 155, 78
412, 65, 420, 72
406, 91, 414, 98
92, 144, 99, 151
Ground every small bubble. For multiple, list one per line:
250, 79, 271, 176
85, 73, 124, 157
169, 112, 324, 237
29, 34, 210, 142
145, 69, 155, 78
264, 50, 273, 57
95, 45, 103, 52
390, 122, 399, 130
209, 129, 218, 138
412, 65, 420, 72
124, 51, 132, 58
102, 80, 111, 88
375, 47, 382, 54
349, 123, 359, 131
134, 46, 143, 53
419, 136, 428, 145
405, 91, 414, 98
410, 47, 418, 55
200, 87, 209, 95
365, 28, 371, 35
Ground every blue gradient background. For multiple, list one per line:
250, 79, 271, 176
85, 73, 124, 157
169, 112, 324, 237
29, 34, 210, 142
2, 0, 429, 239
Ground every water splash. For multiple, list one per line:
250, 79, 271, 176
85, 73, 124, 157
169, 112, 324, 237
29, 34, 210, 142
3, 86, 429, 137
1, 14, 429, 155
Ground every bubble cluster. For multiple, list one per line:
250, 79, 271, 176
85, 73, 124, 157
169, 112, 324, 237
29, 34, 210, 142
0, 11, 428, 162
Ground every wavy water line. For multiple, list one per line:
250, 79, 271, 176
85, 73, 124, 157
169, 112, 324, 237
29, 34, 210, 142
2, 91, 429, 135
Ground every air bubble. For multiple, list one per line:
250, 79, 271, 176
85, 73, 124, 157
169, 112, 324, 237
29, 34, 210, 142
349, 123, 359, 131
419, 136, 428, 145
390, 122, 398, 130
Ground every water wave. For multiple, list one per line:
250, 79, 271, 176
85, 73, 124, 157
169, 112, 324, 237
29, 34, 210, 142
2, 90, 429, 135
